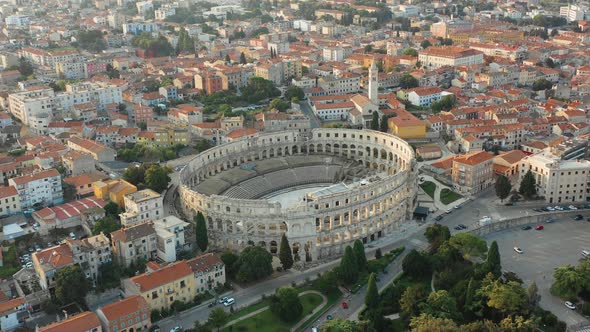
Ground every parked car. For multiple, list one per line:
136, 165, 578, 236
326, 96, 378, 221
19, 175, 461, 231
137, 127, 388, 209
454, 225, 462, 230
219, 297, 228, 304
505, 202, 514, 206
546, 207, 555, 211
574, 215, 584, 221
342, 302, 348, 309
564, 301, 576, 310
568, 205, 578, 210
513, 247, 523, 254
546, 218, 555, 223
535, 225, 544, 230
521, 225, 532, 230
458, 224, 467, 230
434, 215, 443, 221
223, 298, 235, 306
170, 326, 182, 332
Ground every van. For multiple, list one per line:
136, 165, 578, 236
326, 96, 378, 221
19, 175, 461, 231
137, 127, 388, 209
582, 250, 590, 258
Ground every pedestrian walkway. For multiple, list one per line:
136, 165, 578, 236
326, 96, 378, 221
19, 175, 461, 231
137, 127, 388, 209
420, 174, 469, 212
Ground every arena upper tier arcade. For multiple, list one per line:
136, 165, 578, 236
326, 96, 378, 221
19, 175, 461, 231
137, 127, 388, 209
179, 128, 418, 261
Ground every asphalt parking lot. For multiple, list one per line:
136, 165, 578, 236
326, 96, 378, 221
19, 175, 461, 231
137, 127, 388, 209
485, 216, 590, 327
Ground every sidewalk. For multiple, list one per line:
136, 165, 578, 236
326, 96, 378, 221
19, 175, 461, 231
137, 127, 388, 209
420, 174, 469, 212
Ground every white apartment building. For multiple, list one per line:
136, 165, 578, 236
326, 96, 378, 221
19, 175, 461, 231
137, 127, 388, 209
318, 74, 361, 95
111, 222, 158, 267
17, 47, 81, 67
5, 15, 29, 26
120, 189, 164, 226
419, 46, 484, 69
560, 4, 589, 22
8, 169, 63, 209
154, 215, 190, 253
186, 253, 226, 294
407, 87, 443, 107
65, 233, 112, 280
155, 6, 176, 20
123, 22, 159, 35
0, 185, 21, 216
519, 151, 590, 204
136, 0, 154, 14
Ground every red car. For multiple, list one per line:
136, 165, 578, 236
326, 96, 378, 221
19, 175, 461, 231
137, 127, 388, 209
342, 302, 348, 309
535, 225, 544, 230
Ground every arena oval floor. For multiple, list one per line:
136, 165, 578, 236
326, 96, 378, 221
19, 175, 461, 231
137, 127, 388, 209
179, 128, 418, 262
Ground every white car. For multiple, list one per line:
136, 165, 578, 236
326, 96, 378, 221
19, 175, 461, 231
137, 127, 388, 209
219, 296, 228, 304
513, 247, 523, 254
568, 205, 577, 210
565, 301, 576, 310
555, 206, 564, 211
170, 326, 182, 332
223, 298, 235, 306
546, 207, 555, 211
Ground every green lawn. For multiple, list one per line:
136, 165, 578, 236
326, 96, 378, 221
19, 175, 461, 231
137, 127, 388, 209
440, 188, 462, 205
419, 181, 436, 198
295, 290, 342, 332
0, 246, 19, 279
224, 293, 323, 332
228, 298, 271, 321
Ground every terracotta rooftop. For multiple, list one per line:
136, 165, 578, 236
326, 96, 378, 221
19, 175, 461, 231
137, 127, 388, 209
186, 253, 224, 274
0, 185, 17, 199
98, 295, 148, 321
130, 261, 192, 292
38, 311, 100, 332
453, 150, 494, 166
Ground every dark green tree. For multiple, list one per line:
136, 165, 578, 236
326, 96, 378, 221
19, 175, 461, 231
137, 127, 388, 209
338, 246, 358, 284
402, 249, 431, 279
225, 54, 231, 63
240, 52, 247, 64
315, 271, 338, 295
144, 164, 171, 193
495, 175, 512, 202
235, 246, 273, 283
18, 57, 34, 77
353, 239, 367, 270
285, 85, 305, 101
220, 251, 239, 277
278, 233, 293, 270
380, 115, 389, 132
92, 215, 121, 236
208, 307, 229, 331
375, 248, 382, 259
399, 73, 419, 89
420, 40, 432, 49
103, 201, 121, 217
486, 241, 502, 278
365, 272, 379, 309
371, 111, 379, 131
194, 212, 208, 252
55, 265, 90, 304
424, 224, 451, 251
270, 287, 303, 322
421, 290, 461, 320
402, 48, 418, 57
519, 169, 537, 198
532, 78, 553, 91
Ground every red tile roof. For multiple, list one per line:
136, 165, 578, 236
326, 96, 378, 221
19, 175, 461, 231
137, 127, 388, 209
38, 311, 100, 332
130, 261, 192, 292
98, 295, 148, 321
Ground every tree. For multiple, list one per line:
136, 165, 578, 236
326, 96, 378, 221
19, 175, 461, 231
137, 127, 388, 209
241, 77, 281, 103
92, 215, 121, 236
370, 112, 379, 131
18, 57, 34, 77
402, 249, 431, 279
375, 248, 382, 259
353, 239, 367, 270
321, 319, 360, 332
225, 54, 231, 63
486, 241, 502, 278
285, 85, 305, 101
431, 95, 456, 113
410, 314, 458, 332
194, 212, 208, 252
55, 265, 90, 304
527, 281, 541, 307
235, 246, 273, 283
270, 287, 303, 322
62, 181, 77, 201
240, 52, 247, 64
464, 278, 476, 311
144, 164, 171, 193
208, 308, 229, 331
448, 233, 488, 259
532, 78, 553, 91
279, 233, 293, 270
365, 272, 379, 309
220, 251, 239, 277
495, 175, 512, 202
315, 271, 338, 295
421, 290, 461, 320
380, 115, 389, 132
338, 246, 358, 284
104, 201, 121, 217
420, 40, 432, 49
551, 265, 585, 300
483, 279, 527, 315
399, 73, 419, 89
424, 224, 451, 251
402, 48, 418, 57
400, 285, 427, 318
545, 58, 555, 68
499, 315, 538, 331
76, 30, 107, 52
519, 170, 537, 198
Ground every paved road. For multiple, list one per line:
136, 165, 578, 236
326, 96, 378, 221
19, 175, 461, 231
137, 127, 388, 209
300, 100, 321, 128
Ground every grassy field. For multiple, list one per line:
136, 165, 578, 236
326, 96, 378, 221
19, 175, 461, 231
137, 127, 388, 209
419, 181, 436, 198
440, 188, 462, 205
224, 293, 323, 332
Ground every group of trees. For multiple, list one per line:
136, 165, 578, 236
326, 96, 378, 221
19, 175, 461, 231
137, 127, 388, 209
532, 78, 553, 91
220, 245, 273, 283
337, 240, 368, 285
123, 163, 172, 193
177, 28, 194, 53
400, 73, 419, 89
118, 144, 185, 163
241, 77, 281, 103
368, 224, 566, 332
519, 169, 537, 199
431, 95, 456, 113
76, 30, 107, 53
131, 33, 175, 57
370, 112, 390, 133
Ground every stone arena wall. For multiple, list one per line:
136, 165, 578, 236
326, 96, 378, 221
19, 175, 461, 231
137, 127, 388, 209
179, 129, 418, 261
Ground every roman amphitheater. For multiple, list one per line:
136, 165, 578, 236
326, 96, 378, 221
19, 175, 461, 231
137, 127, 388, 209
179, 128, 418, 262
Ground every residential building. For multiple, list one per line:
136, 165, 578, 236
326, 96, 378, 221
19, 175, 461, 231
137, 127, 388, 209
37, 311, 102, 332
0, 297, 25, 331
122, 261, 196, 311
387, 109, 427, 139
61, 150, 95, 176
518, 151, 590, 204
451, 151, 495, 195
96, 295, 151, 332
93, 178, 138, 207
133, 104, 154, 126
418, 46, 484, 69
407, 87, 443, 107
32, 197, 106, 235
32, 244, 75, 289
123, 22, 158, 35
318, 74, 361, 95
194, 73, 223, 95
111, 222, 158, 267
560, 4, 590, 22
64, 172, 108, 198
186, 253, 226, 294
120, 189, 164, 226
8, 169, 63, 210
167, 105, 203, 125
5, 15, 30, 27
493, 150, 528, 181
0, 185, 21, 216
68, 136, 116, 162
255, 112, 311, 133
154, 215, 190, 255
65, 233, 112, 280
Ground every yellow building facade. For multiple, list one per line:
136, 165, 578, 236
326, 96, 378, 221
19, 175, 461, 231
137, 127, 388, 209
93, 178, 137, 207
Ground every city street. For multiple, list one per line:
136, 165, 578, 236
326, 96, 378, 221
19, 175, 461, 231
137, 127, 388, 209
300, 100, 321, 128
